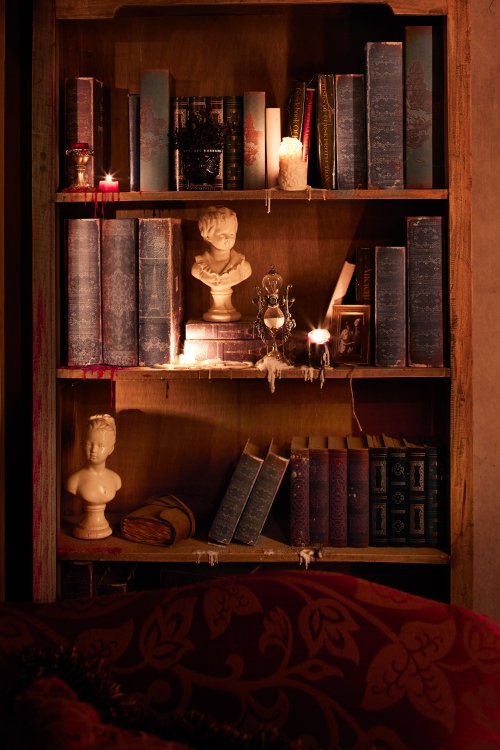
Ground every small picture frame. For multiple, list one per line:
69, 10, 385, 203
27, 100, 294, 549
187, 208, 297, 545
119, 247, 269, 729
330, 305, 371, 364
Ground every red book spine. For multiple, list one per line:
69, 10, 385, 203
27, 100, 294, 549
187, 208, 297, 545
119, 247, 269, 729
328, 446, 348, 547
309, 437, 329, 545
289, 437, 309, 546
347, 448, 369, 547
301, 86, 316, 161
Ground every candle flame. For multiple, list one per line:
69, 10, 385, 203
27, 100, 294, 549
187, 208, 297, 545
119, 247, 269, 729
308, 328, 330, 345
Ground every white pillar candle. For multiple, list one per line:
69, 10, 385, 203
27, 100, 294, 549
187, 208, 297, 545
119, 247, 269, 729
278, 137, 308, 191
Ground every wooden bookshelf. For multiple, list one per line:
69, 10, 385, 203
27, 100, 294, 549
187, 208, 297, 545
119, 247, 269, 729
32, 0, 472, 605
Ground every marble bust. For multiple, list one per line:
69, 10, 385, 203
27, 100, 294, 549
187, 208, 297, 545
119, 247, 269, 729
192, 205, 252, 321
65, 413, 122, 539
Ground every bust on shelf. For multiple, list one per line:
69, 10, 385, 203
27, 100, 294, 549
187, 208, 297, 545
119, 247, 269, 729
65, 414, 122, 540
192, 205, 252, 322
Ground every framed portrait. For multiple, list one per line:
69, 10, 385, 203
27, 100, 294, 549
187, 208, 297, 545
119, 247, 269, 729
330, 305, 371, 364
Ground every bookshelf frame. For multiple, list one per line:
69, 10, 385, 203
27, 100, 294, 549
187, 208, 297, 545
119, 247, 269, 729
32, 0, 472, 604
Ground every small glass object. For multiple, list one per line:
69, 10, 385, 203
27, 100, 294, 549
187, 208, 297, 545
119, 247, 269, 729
254, 265, 295, 361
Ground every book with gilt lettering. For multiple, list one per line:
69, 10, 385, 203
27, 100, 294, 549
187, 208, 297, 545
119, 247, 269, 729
243, 91, 266, 189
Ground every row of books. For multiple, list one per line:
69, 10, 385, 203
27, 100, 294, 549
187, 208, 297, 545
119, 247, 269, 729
65, 217, 183, 368
290, 434, 444, 550
291, 26, 443, 190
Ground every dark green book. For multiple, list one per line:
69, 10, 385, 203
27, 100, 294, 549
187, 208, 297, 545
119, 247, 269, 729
383, 434, 409, 545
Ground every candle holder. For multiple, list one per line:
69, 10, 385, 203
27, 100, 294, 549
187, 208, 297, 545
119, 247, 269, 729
254, 266, 296, 362
65, 142, 94, 191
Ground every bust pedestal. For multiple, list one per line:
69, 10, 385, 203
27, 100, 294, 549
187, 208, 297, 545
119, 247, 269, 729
204, 287, 241, 322
73, 500, 113, 539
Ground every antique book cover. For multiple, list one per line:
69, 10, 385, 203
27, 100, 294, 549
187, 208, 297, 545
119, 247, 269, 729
335, 74, 367, 189
421, 437, 442, 547
289, 436, 310, 546
346, 435, 369, 547
128, 93, 140, 191
101, 219, 138, 367
139, 69, 174, 191
183, 338, 264, 364
365, 42, 404, 189
223, 95, 243, 190
327, 435, 348, 547
234, 440, 290, 545
171, 96, 189, 191
374, 246, 406, 367
301, 86, 316, 163
286, 79, 306, 140
405, 25, 444, 188
383, 434, 409, 545
403, 437, 427, 546
138, 218, 184, 367
66, 218, 102, 366
208, 439, 265, 544
355, 246, 374, 304
207, 95, 225, 191
64, 76, 106, 188
316, 73, 335, 190
308, 435, 329, 545
185, 317, 258, 340
367, 434, 389, 546
243, 91, 266, 189
406, 216, 445, 367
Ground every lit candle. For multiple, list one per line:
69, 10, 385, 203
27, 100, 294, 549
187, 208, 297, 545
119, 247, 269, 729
98, 173, 119, 192
308, 328, 331, 368
278, 137, 308, 191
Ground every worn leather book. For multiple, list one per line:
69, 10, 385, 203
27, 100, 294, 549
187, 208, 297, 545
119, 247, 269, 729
308, 435, 329, 545
316, 73, 335, 190
289, 436, 310, 546
346, 435, 370, 547
138, 218, 184, 367
335, 73, 367, 189
355, 246, 374, 304
120, 494, 196, 546
286, 79, 306, 140
327, 435, 348, 547
366, 434, 389, 546
243, 91, 266, 189
64, 76, 107, 189
207, 95, 225, 191
383, 434, 409, 546
101, 219, 138, 367
171, 95, 189, 191
365, 41, 404, 189
139, 69, 174, 191
374, 246, 406, 367
403, 437, 427, 546
223, 95, 243, 190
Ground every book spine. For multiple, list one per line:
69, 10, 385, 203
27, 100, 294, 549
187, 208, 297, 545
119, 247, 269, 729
309, 444, 329, 545
265, 107, 281, 188
335, 73, 367, 189
316, 73, 335, 190
369, 446, 389, 545
138, 218, 184, 367
223, 95, 243, 190
64, 77, 106, 188
388, 448, 409, 545
347, 448, 369, 547
185, 317, 258, 340
234, 452, 289, 545
301, 86, 315, 162
183, 338, 264, 363
365, 42, 404, 189
140, 69, 173, 191
207, 95, 225, 191
289, 442, 310, 546
128, 93, 140, 191
405, 26, 444, 188
101, 219, 138, 367
171, 96, 190, 191
375, 246, 406, 367
286, 80, 306, 140
243, 91, 266, 189
328, 448, 348, 547
66, 218, 102, 366
425, 446, 440, 546
407, 446, 427, 545
355, 246, 374, 304
406, 216, 444, 367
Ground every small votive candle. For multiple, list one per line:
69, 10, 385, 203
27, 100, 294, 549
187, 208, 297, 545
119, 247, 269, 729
98, 174, 119, 192
308, 328, 331, 368
278, 137, 308, 191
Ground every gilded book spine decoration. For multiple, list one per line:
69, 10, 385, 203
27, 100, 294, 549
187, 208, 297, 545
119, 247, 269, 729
101, 219, 139, 367
407, 445, 427, 545
289, 436, 310, 546
223, 95, 243, 190
375, 246, 406, 367
316, 73, 335, 190
139, 69, 173, 191
369, 446, 389, 545
66, 218, 102, 366
335, 74, 367, 189
365, 42, 404, 189
171, 96, 189, 191
387, 445, 409, 545
243, 91, 266, 189
138, 218, 184, 367
64, 77, 106, 188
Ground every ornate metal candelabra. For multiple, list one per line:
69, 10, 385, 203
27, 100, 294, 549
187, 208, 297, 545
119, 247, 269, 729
254, 265, 295, 361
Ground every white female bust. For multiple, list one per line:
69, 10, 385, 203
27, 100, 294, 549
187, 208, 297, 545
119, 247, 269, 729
192, 205, 252, 321
65, 414, 122, 539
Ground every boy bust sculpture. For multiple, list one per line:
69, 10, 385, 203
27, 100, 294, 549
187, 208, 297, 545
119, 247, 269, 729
192, 205, 252, 321
65, 413, 121, 539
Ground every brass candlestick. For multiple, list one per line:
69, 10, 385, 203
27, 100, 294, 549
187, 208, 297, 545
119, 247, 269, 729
65, 143, 94, 191
254, 266, 295, 362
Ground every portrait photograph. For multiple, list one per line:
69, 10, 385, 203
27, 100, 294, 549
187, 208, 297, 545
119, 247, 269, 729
330, 305, 371, 364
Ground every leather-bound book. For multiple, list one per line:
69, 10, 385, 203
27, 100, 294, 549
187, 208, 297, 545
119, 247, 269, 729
327, 435, 348, 547
207, 95, 225, 191
421, 437, 442, 548
101, 219, 138, 367
365, 41, 404, 189
139, 69, 174, 191
366, 434, 389, 546
243, 91, 266, 189
128, 93, 140, 191
64, 76, 106, 189
335, 73, 367, 189
223, 95, 243, 190
138, 218, 184, 367
346, 435, 369, 547
374, 246, 406, 367
208, 440, 265, 545
355, 246, 374, 304
66, 218, 102, 366
308, 436, 329, 545
286, 79, 306, 140
234, 441, 289, 545
405, 25, 444, 188
289, 436, 310, 546
406, 216, 444, 367
383, 434, 409, 546
171, 96, 189, 191
403, 438, 427, 546
316, 73, 335, 190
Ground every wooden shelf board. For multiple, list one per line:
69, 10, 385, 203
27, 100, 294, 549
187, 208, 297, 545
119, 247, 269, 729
55, 188, 448, 203
57, 365, 451, 381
